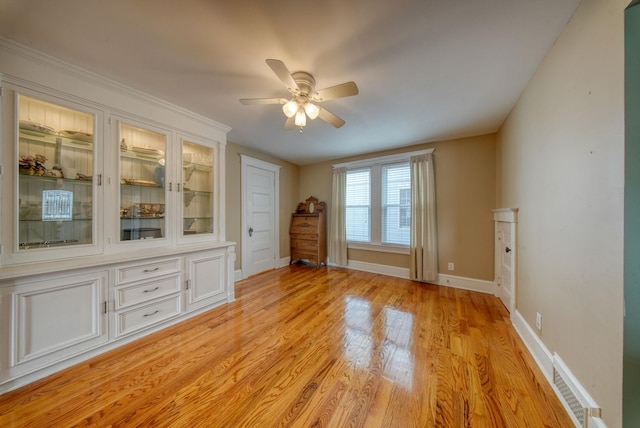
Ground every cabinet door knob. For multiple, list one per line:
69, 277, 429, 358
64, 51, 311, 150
505, 247, 512, 253
248, 227, 253, 237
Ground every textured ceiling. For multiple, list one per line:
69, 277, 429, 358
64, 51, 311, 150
0, 0, 581, 165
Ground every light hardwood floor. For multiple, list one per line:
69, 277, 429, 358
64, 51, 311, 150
0, 265, 574, 427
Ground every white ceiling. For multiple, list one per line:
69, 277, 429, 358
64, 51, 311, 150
0, 0, 580, 165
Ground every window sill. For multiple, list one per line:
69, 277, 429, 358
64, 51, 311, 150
347, 242, 410, 255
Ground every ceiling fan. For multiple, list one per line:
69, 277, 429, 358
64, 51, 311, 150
240, 59, 359, 131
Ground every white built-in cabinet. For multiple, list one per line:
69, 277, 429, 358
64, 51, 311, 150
185, 250, 228, 312
0, 40, 235, 395
4, 270, 109, 380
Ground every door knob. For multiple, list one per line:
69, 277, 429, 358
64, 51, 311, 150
505, 247, 512, 253
248, 227, 253, 237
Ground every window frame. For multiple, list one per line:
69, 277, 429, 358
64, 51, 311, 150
334, 148, 434, 254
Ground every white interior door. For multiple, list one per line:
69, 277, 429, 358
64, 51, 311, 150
493, 208, 518, 313
241, 156, 280, 278
497, 222, 514, 311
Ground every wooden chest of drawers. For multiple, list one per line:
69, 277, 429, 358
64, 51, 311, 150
290, 198, 326, 268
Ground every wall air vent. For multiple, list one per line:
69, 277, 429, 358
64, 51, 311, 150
552, 354, 604, 428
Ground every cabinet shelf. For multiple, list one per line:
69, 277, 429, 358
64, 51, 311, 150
120, 182, 164, 190
20, 218, 92, 222
183, 161, 212, 172
19, 174, 92, 185
121, 149, 164, 163
20, 130, 94, 150
120, 216, 164, 220
183, 189, 212, 196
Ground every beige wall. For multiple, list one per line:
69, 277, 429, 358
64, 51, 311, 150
225, 141, 300, 272
299, 134, 496, 281
496, 0, 625, 425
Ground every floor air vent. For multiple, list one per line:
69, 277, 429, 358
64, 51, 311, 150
552, 354, 603, 428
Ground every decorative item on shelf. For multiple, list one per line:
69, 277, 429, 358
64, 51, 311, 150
18, 154, 47, 176
46, 166, 63, 178
120, 138, 128, 151
121, 178, 159, 187
62, 167, 78, 180
19, 119, 56, 134
59, 129, 93, 143
131, 146, 164, 159
129, 203, 165, 218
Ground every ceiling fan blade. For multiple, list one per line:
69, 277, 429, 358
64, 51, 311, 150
312, 81, 359, 102
284, 115, 295, 130
266, 59, 299, 93
318, 107, 346, 128
239, 97, 287, 105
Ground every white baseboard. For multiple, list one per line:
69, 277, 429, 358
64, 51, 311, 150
278, 257, 290, 268
588, 416, 607, 428
436, 273, 497, 295
234, 257, 290, 282
512, 309, 554, 382
511, 310, 605, 428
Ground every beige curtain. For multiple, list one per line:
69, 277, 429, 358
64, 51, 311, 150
410, 153, 437, 281
329, 167, 348, 266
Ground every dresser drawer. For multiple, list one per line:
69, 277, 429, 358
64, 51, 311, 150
290, 217, 318, 234
290, 233, 318, 241
115, 275, 181, 309
115, 295, 182, 337
291, 239, 319, 251
116, 258, 181, 285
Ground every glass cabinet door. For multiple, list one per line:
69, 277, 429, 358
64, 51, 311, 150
118, 123, 167, 241
17, 94, 95, 250
181, 140, 214, 236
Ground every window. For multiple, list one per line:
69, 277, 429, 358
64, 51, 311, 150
344, 161, 411, 247
346, 169, 370, 242
398, 188, 411, 229
333, 148, 433, 258
382, 163, 411, 245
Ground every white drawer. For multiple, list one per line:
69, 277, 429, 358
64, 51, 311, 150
116, 258, 181, 285
115, 295, 181, 337
115, 275, 181, 309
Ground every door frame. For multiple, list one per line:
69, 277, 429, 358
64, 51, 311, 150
240, 155, 280, 279
493, 208, 518, 314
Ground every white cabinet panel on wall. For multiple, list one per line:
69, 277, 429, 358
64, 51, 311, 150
1, 270, 108, 382
185, 250, 227, 312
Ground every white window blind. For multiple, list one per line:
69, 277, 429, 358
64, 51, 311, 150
382, 163, 410, 245
346, 168, 370, 242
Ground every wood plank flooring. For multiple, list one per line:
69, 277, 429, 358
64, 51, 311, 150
0, 265, 574, 427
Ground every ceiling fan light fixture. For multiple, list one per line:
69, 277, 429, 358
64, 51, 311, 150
282, 100, 298, 118
304, 102, 320, 120
295, 108, 307, 127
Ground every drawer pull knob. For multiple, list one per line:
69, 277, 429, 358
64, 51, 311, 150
143, 310, 159, 317
143, 267, 160, 273
143, 287, 160, 293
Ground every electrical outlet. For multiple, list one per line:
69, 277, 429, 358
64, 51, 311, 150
447, 262, 454, 271
536, 312, 542, 330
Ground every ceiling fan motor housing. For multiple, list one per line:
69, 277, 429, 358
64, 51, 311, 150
291, 71, 316, 97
